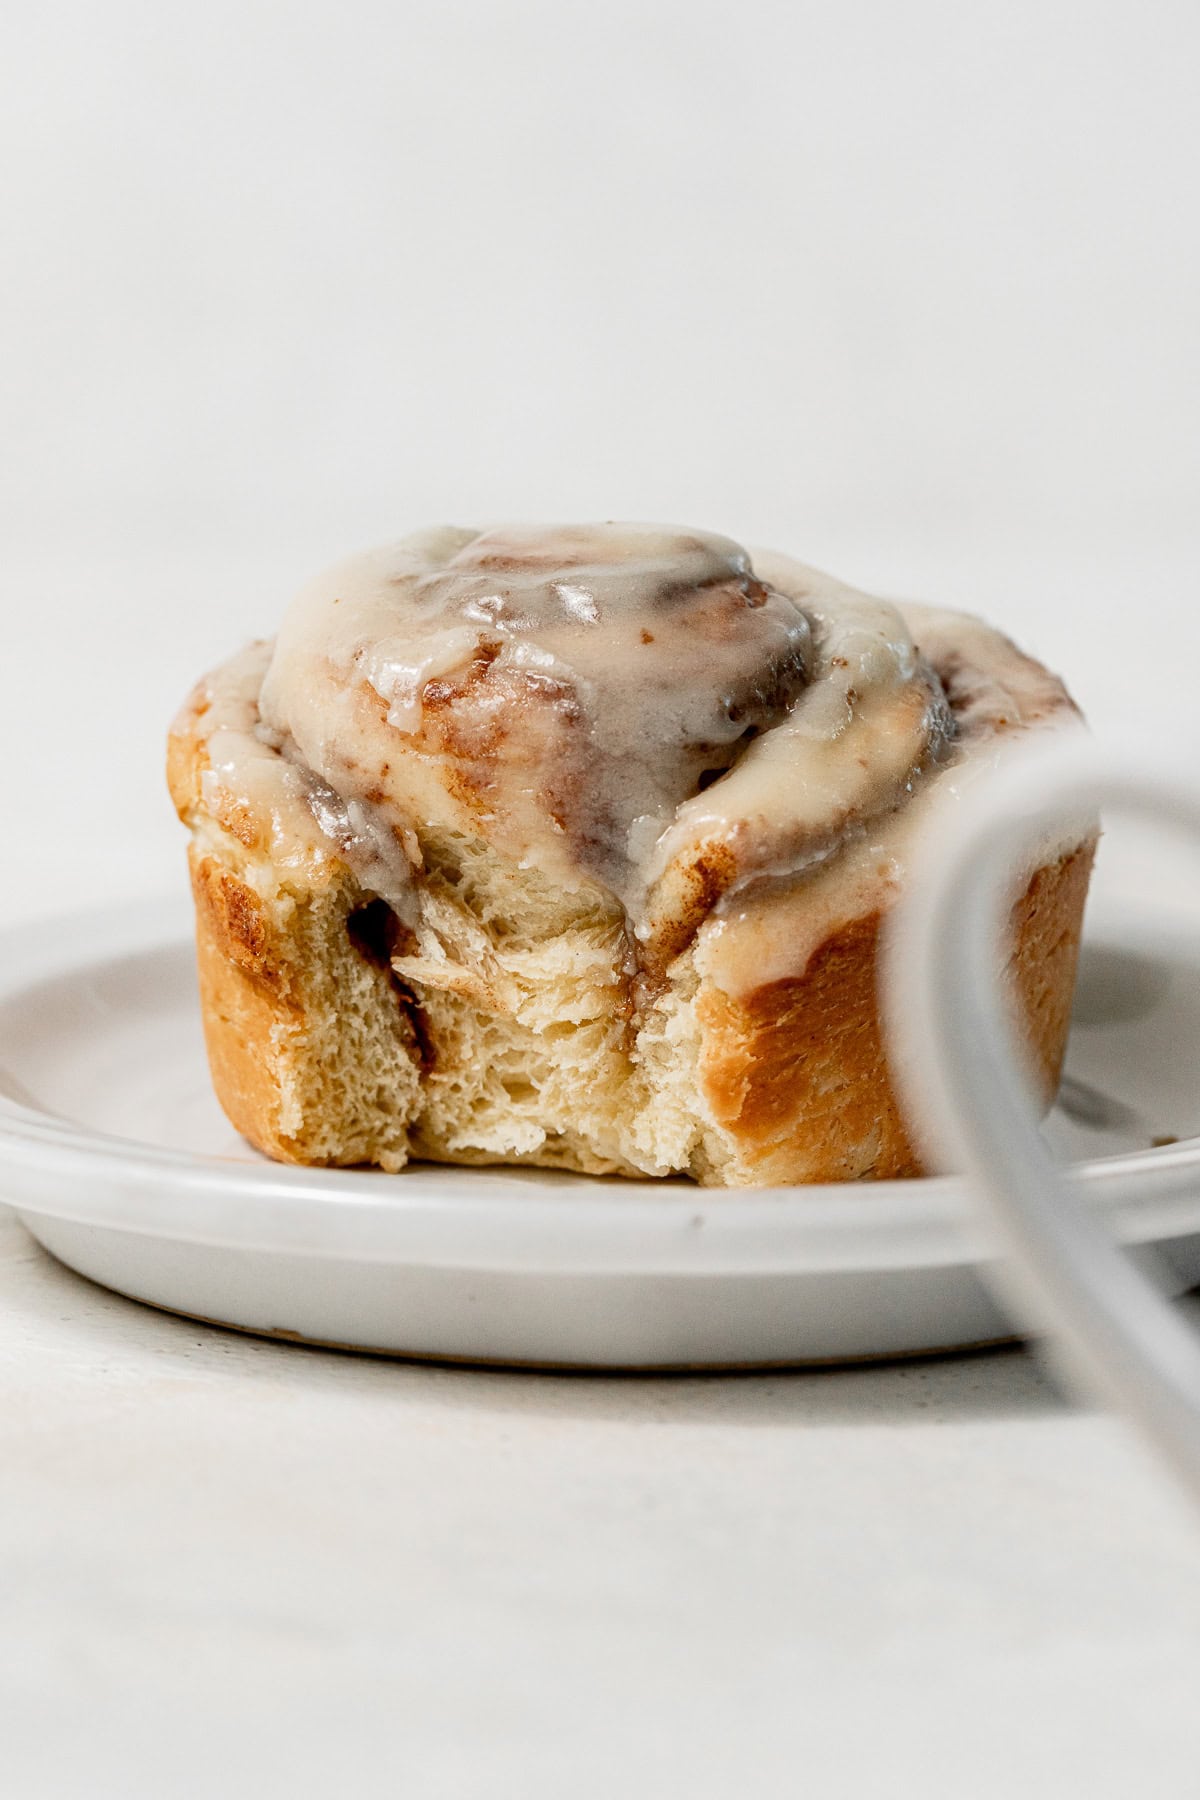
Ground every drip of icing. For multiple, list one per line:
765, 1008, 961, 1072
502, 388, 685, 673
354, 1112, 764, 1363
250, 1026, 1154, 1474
183, 642, 418, 919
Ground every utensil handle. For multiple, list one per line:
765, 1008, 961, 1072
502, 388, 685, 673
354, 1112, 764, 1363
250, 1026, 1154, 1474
884, 738, 1200, 1504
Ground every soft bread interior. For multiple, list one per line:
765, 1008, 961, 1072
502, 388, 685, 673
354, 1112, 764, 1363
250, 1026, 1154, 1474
186, 788, 748, 1179
183, 749, 1093, 1186
392, 835, 644, 1174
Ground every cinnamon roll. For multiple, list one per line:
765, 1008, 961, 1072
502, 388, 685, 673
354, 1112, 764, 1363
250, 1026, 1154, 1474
168, 524, 1095, 1185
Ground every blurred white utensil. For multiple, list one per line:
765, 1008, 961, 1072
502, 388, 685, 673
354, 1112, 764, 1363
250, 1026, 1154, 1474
885, 737, 1200, 1502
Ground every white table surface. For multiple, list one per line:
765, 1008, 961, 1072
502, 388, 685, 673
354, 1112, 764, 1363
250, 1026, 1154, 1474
4, 542, 1200, 1799
3, 1210, 1200, 1800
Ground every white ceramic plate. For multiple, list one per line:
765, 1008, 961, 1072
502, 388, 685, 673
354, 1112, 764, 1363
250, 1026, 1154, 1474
1, 899, 1199, 1368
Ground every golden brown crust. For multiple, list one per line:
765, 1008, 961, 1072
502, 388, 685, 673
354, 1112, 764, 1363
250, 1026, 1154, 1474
173, 688, 305, 1159
693, 843, 1096, 1183
175, 686, 425, 1169
188, 844, 427, 1170
189, 848, 308, 1163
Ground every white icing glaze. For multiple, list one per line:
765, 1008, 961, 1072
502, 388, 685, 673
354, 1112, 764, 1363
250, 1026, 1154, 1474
259, 524, 816, 904
694, 600, 1087, 995
183, 642, 418, 918
636, 554, 952, 951
192, 526, 1085, 992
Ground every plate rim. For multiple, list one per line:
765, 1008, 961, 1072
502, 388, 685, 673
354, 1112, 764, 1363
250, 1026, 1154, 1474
2, 895, 1200, 1277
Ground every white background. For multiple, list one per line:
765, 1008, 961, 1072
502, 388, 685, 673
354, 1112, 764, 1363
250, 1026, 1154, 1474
3, 4, 1200, 1794
2, 0, 1198, 906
